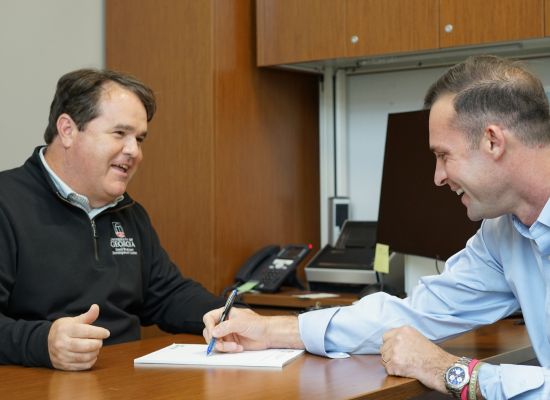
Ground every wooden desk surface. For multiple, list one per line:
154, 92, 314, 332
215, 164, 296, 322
241, 288, 358, 310
1, 318, 532, 400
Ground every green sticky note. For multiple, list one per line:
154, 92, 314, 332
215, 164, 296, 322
373, 243, 390, 274
236, 280, 259, 294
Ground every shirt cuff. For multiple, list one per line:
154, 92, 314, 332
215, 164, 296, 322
298, 307, 349, 358
479, 363, 544, 398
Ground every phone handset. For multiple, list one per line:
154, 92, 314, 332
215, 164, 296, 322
239, 244, 311, 293
234, 245, 281, 284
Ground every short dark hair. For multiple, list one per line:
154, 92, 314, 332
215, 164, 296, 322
424, 55, 550, 148
44, 68, 156, 144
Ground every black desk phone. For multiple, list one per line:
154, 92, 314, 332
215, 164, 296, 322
235, 244, 311, 292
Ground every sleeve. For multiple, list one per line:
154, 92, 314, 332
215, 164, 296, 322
0, 206, 53, 367
478, 363, 550, 399
299, 224, 519, 356
136, 207, 226, 335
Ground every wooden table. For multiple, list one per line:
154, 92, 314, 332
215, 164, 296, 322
1, 318, 532, 400
241, 288, 359, 315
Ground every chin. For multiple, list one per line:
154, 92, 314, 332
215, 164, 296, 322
467, 214, 483, 222
109, 181, 128, 195
111, 191, 126, 200
466, 207, 492, 222
466, 207, 483, 222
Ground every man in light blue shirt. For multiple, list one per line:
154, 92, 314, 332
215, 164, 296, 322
203, 55, 550, 399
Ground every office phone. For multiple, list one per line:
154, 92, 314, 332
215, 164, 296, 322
234, 244, 311, 293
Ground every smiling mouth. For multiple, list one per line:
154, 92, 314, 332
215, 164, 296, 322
112, 163, 130, 174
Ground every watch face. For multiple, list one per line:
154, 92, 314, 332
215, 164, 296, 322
446, 365, 468, 389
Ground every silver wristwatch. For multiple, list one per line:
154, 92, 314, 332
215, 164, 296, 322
444, 356, 472, 399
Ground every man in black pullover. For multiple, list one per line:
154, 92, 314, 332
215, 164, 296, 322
0, 69, 225, 370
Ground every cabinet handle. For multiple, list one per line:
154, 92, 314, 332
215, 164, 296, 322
444, 24, 453, 33
350, 35, 359, 44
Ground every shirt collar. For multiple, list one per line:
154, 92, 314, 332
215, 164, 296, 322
39, 147, 123, 218
512, 197, 550, 254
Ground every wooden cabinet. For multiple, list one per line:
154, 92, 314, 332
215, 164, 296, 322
439, 0, 544, 48
256, 0, 347, 65
106, 0, 320, 295
257, 0, 546, 67
346, 0, 438, 58
546, 0, 550, 36
257, 0, 438, 65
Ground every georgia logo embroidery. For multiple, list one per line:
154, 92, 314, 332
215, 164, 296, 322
113, 222, 125, 238
110, 222, 138, 256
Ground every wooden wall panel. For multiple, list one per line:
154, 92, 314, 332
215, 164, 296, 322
106, 0, 320, 295
106, 1, 216, 287
213, 1, 320, 292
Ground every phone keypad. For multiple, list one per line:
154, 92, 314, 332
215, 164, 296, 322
258, 259, 293, 289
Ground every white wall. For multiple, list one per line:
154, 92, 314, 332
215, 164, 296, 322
0, 0, 104, 171
347, 58, 550, 221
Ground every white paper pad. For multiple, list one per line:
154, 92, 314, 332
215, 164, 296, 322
134, 343, 304, 368
293, 293, 340, 299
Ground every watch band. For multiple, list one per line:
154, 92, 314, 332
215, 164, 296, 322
468, 361, 484, 400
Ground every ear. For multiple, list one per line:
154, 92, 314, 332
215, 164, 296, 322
481, 124, 506, 160
56, 113, 78, 148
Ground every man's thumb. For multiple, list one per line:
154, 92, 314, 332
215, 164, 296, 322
74, 304, 100, 325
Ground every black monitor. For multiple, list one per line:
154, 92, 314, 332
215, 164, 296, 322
376, 109, 481, 260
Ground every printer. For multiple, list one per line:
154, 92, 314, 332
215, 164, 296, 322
305, 221, 404, 296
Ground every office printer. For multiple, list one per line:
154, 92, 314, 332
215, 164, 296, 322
305, 221, 404, 295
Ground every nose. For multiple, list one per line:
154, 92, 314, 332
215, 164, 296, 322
434, 159, 447, 187
122, 136, 140, 158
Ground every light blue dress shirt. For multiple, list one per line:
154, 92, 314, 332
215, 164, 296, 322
299, 198, 550, 399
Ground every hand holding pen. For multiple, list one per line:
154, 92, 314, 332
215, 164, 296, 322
206, 289, 238, 355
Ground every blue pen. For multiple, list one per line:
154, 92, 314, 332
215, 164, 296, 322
206, 289, 238, 356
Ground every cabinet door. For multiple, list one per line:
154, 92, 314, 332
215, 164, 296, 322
256, 0, 346, 65
346, 0, 439, 57
440, 0, 544, 48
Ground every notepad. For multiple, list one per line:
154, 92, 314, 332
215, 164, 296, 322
293, 293, 340, 299
134, 343, 304, 368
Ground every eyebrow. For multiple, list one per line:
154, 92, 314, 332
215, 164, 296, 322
114, 124, 137, 132
114, 124, 148, 137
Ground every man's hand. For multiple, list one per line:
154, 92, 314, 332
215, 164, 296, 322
202, 307, 304, 353
48, 304, 110, 371
380, 326, 457, 393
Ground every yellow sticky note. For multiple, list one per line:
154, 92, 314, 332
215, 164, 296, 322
374, 243, 390, 274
